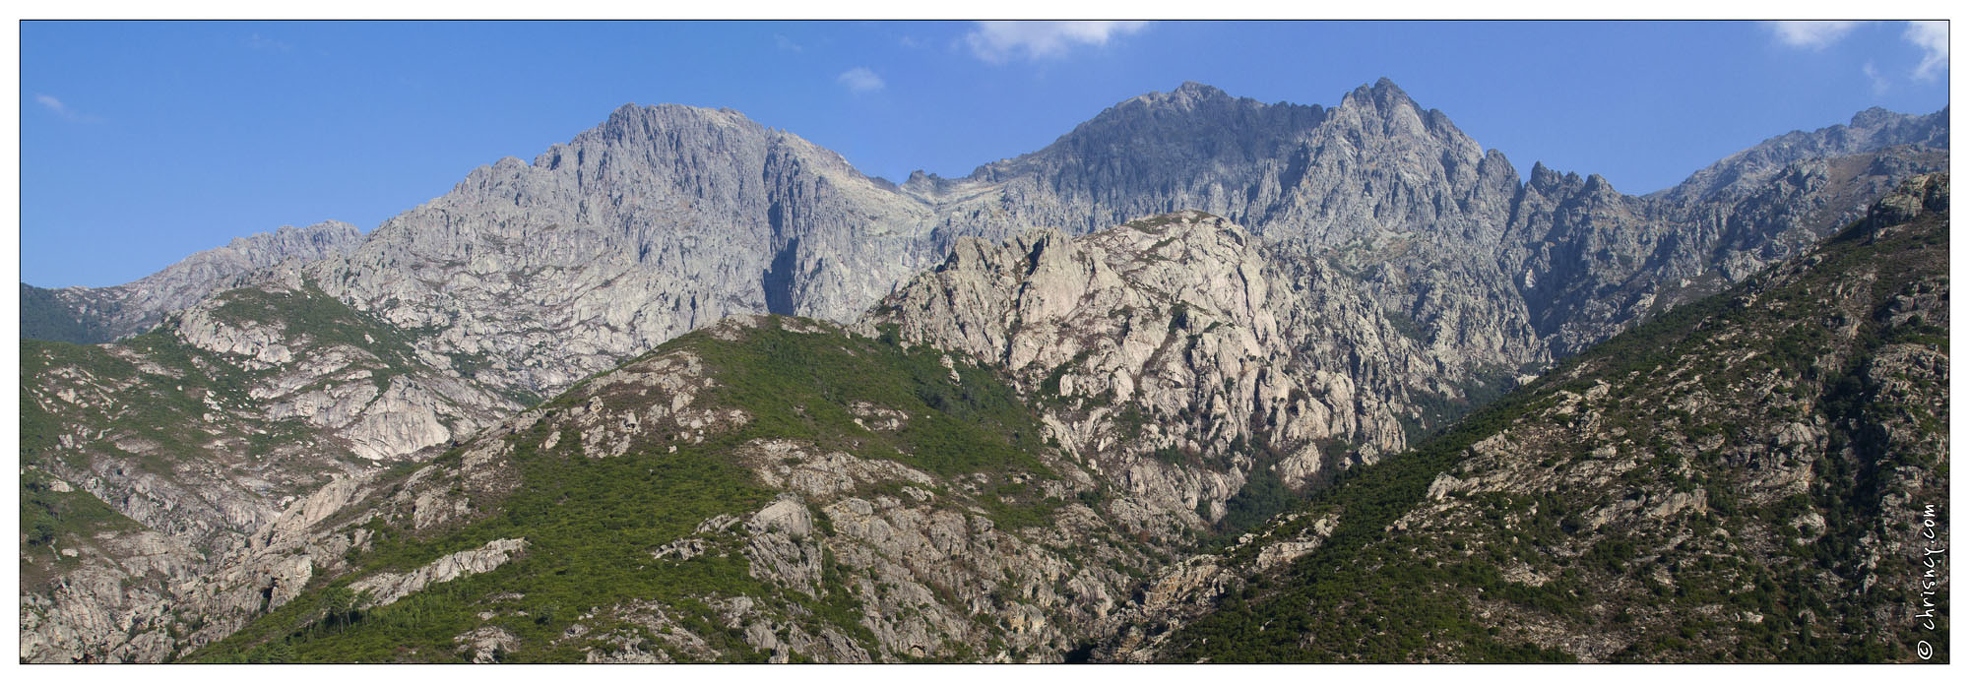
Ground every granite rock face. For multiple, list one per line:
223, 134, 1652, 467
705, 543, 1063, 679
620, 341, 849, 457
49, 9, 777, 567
303, 105, 943, 397
866, 211, 1450, 532
917, 79, 1947, 379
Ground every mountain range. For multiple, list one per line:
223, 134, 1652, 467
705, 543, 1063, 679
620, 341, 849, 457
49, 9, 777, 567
18, 79, 1949, 662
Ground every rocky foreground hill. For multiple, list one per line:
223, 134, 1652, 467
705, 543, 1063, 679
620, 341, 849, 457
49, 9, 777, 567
20, 279, 516, 660
18, 81, 1950, 662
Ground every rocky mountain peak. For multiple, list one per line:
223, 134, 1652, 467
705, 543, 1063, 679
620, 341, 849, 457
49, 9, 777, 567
543, 102, 772, 172
1850, 105, 1898, 128
1172, 80, 1224, 96
1526, 161, 1569, 190
1336, 77, 1419, 117
1134, 81, 1236, 110
1306, 78, 1477, 171
303, 95, 941, 397
1657, 105, 1947, 204
1051, 81, 1320, 143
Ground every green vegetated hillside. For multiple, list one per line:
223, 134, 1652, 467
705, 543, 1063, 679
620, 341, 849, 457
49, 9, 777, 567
1158, 174, 1950, 663
189, 315, 1156, 663
19, 322, 345, 543
20, 283, 116, 345
19, 281, 529, 662
19, 282, 472, 535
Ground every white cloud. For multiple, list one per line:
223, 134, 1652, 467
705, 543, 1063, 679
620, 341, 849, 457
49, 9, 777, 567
837, 67, 885, 93
1863, 61, 1890, 95
35, 94, 68, 115
34, 93, 94, 122
245, 33, 292, 52
1768, 21, 1860, 49
774, 34, 802, 52
1904, 21, 1947, 80
964, 21, 1149, 63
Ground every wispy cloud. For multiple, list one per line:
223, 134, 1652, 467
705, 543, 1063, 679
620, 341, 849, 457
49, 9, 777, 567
964, 21, 1149, 63
837, 67, 885, 94
245, 32, 292, 52
35, 93, 95, 122
1768, 20, 1947, 87
36, 94, 69, 115
1768, 21, 1860, 49
1904, 21, 1947, 80
1863, 61, 1891, 95
774, 33, 802, 52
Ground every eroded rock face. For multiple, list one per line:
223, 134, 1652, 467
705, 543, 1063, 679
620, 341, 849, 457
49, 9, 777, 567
19, 526, 203, 663
304, 105, 944, 399
1096, 510, 1340, 663
868, 211, 1450, 529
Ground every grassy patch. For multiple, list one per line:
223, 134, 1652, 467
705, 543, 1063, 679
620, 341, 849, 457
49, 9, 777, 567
19, 470, 140, 549
684, 320, 1056, 482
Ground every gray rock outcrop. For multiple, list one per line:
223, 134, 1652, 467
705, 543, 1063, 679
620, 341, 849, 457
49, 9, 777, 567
866, 211, 1448, 530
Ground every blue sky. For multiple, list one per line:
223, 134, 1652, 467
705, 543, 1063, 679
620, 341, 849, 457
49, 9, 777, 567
18, 20, 1952, 288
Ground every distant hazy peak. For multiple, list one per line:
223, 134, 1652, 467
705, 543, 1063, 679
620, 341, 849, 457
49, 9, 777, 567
1126, 81, 1237, 109
1173, 80, 1225, 96
122, 219, 365, 288
28, 218, 368, 343
1660, 104, 1948, 203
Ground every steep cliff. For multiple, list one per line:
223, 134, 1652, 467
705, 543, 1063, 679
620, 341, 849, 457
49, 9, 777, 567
304, 105, 943, 398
